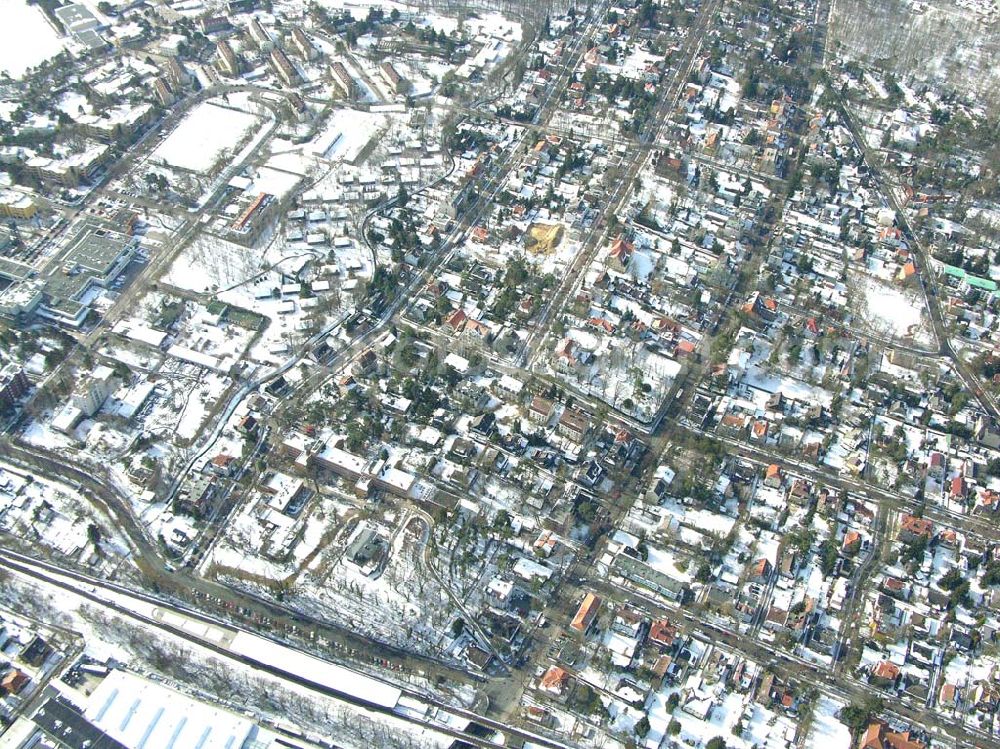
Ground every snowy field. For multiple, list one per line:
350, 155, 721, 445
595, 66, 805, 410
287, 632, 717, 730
153, 102, 260, 173
0, 0, 67, 78
853, 273, 933, 343
165, 235, 258, 293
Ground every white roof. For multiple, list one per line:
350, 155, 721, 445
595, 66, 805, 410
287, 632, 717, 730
443, 352, 469, 372
167, 345, 222, 371
115, 382, 155, 419
316, 443, 366, 475
229, 632, 401, 708
113, 321, 167, 347
379, 466, 415, 492
513, 557, 553, 580
52, 404, 82, 432
498, 374, 523, 393
85, 669, 253, 749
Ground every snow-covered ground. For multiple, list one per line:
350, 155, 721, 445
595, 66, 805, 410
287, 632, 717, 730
852, 273, 933, 343
153, 102, 260, 173
0, 1, 67, 78
807, 696, 852, 747
165, 234, 259, 293
307, 108, 388, 162
0, 566, 457, 749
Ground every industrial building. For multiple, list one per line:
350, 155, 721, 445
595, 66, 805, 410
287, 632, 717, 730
38, 222, 139, 326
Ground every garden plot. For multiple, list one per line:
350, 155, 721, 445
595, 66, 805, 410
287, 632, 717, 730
643, 677, 798, 749
391, 58, 437, 97
165, 234, 356, 368
153, 101, 261, 174
806, 696, 853, 747
207, 492, 351, 583
104, 360, 231, 450
546, 331, 683, 421
740, 366, 835, 409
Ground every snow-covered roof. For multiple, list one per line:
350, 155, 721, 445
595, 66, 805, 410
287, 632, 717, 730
85, 669, 253, 749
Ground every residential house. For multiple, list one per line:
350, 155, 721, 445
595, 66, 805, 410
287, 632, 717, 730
898, 514, 933, 544
570, 592, 601, 633
557, 408, 590, 443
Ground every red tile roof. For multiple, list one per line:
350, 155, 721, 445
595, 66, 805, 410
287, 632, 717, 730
900, 514, 933, 538
872, 661, 900, 681
648, 619, 677, 647
540, 665, 570, 693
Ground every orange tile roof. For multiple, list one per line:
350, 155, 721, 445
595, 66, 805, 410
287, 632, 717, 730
649, 618, 677, 647
540, 665, 569, 692
446, 309, 467, 330
570, 592, 601, 632
900, 514, 933, 538
873, 661, 900, 680
860, 720, 925, 749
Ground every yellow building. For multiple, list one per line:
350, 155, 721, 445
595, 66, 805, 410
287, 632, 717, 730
0, 189, 37, 219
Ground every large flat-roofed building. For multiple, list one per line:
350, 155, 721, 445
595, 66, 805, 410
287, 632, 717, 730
37, 222, 139, 326
55, 2, 107, 51
0, 277, 43, 320
54, 2, 103, 40
28, 697, 129, 749
82, 669, 255, 749
0, 254, 32, 284
76, 103, 154, 143
25, 142, 110, 187
0, 188, 37, 219
54, 2, 101, 31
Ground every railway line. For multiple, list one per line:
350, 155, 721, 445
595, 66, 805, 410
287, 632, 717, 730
0, 548, 576, 749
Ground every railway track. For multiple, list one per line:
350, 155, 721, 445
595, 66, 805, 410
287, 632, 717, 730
0, 548, 577, 749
